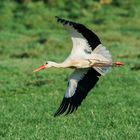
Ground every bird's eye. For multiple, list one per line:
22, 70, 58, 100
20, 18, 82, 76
46, 62, 48, 64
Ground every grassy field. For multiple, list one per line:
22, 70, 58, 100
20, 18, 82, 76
0, 0, 140, 139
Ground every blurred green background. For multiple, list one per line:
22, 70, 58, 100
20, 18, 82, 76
0, 0, 140, 139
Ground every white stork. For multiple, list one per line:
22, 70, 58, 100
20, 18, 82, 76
33, 17, 124, 117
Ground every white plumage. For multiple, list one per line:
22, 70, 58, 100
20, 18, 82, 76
65, 68, 89, 98
92, 44, 112, 75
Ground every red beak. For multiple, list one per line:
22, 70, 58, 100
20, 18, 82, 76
33, 64, 47, 72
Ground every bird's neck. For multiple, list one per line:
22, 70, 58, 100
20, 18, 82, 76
47, 61, 68, 68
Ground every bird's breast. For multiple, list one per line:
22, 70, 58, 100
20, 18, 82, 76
70, 59, 93, 69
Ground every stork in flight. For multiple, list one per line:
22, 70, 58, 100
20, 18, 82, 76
33, 17, 124, 117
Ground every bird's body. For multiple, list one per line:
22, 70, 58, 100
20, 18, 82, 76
34, 17, 124, 117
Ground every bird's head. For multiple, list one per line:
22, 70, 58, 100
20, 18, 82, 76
33, 61, 53, 72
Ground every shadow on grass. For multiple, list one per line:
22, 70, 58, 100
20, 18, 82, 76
131, 64, 140, 71
25, 79, 52, 87
10, 52, 39, 58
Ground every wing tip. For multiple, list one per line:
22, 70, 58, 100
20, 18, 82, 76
53, 112, 59, 117
55, 16, 60, 20
55, 16, 62, 23
54, 108, 77, 117
53, 98, 78, 117
55, 16, 76, 26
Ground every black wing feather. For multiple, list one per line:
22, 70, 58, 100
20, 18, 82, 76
55, 16, 101, 50
54, 69, 101, 117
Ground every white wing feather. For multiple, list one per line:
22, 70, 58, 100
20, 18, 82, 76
92, 44, 112, 75
65, 27, 91, 60
65, 68, 89, 98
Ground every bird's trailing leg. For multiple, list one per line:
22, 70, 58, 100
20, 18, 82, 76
113, 62, 124, 67
92, 61, 124, 67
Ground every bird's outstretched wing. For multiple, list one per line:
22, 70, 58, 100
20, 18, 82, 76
54, 68, 101, 117
56, 17, 112, 75
55, 16, 101, 56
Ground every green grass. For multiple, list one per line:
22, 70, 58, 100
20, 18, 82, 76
0, 1, 140, 139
